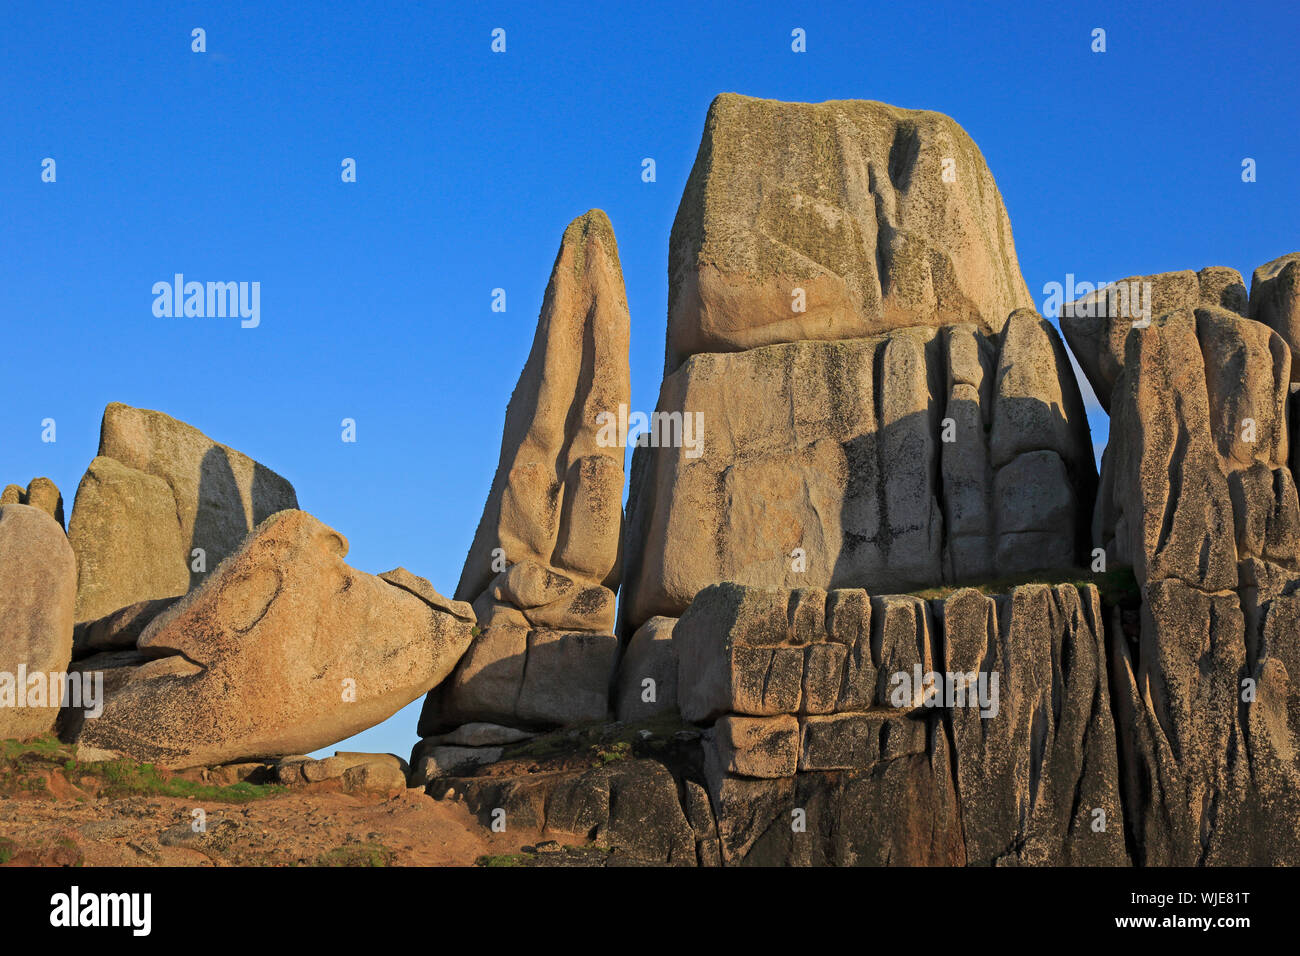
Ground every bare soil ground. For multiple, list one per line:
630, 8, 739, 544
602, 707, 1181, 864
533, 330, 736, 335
0, 738, 545, 867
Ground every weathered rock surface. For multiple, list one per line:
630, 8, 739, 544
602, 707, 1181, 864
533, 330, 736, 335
1087, 291, 1300, 864
666, 93, 1033, 371
671, 581, 1127, 864
1111, 582, 1300, 865
1095, 307, 1293, 590
0, 505, 77, 739
69, 457, 189, 625
704, 714, 800, 778
72, 597, 178, 657
72, 510, 474, 768
1251, 252, 1300, 382
68, 405, 298, 623
276, 752, 410, 794
673, 583, 951, 722
615, 616, 679, 722
1060, 266, 1248, 411
622, 314, 1095, 631
1087, 286, 1300, 865
1, 478, 65, 528
438, 759, 698, 865
709, 715, 965, 866
455, 211, 629, 603
437, 211, 631, 729
409, 745, 504, 785
942, 585, 1128, 865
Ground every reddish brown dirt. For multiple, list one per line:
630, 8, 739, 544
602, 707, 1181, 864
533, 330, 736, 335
0, 773, 542, 867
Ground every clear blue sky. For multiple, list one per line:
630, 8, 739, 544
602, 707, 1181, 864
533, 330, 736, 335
3, 1, 1297, 760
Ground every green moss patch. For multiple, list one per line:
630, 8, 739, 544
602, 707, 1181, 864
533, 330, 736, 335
0, 734, 284, 803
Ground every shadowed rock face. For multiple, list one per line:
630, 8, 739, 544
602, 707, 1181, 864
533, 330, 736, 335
670, 581, 1125, 866
68, 457, 190, 626
1096, 307, 1293, 590
941, 585, 1126, 866
73, 510, 474, 769
616, 95, 1095, 638
433, 210, 630, 730
1109, 581, 1300, 866
440, 760, 699, 865
68, 403, 298, 624
1095, 301, 1300, 864
621, 312, 1096, 632
665, 93, 1033, 372
0, 505, 76, 739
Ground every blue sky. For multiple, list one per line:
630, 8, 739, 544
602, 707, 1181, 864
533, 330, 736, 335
3, 1, 1297, 760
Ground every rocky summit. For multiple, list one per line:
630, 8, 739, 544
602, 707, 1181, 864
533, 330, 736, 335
4, 93, 1300, 868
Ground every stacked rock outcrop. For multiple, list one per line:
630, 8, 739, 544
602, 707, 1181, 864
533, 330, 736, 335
0, 403, 478, 770
1066, 272, 1300, 865
1, 478, 65, 529
75, 510, 474, 769
67, 403, 299, 625
427, 210, 631, 732
425, 577, 1126, 867
622, 316, 1096, 631
669, 582, 1125, 865
7, 89, 1299, 869
618, 95, 1097, 716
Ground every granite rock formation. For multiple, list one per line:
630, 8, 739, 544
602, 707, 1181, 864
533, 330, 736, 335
431, 210, 630, 731
1250, 252, 1300, 382
68, 403, 298, 624
1094, 296, 1300, 865
666, 93, 1034, 371
0, 505, 76, 738
1, 478, 65, 529
621, 310, 1096, 631
1060, 266, 1249, 411
73, 511, 474, 769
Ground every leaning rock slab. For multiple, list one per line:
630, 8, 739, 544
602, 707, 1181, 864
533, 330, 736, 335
419, 722, 535, 748
73, 510, 473, 769
0, 505, 76, 738
68, 457, 189, 624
